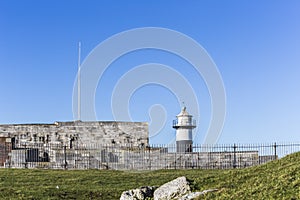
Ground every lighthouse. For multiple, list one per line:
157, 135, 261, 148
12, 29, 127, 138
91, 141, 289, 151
172, 106, 196, 153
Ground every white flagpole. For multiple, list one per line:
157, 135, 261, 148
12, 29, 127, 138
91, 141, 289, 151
78, 42, 81, 121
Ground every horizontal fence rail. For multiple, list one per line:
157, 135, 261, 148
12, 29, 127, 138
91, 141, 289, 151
0, 142, 299, 170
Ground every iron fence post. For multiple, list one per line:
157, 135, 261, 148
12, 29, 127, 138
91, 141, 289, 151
24, 143, 28, 169
233, 143, 237, 169
88, 150, 90, 169
148, 145, 151, 170
64, 145, 67, 170
175, 150, 177, 170
274, 142, 277, 160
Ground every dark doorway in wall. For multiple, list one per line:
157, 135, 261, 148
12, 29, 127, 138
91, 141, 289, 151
0, 137, 12, 166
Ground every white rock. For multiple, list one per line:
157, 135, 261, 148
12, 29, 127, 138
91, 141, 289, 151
154, 176, 191, 200
120, 186, 155, 200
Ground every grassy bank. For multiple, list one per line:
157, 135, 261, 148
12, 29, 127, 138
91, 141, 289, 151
1, 152, 300, 199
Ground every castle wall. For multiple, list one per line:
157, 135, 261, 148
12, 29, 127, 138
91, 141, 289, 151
3, 144, 261, 170
0, 121, 149, 148
0, 121, 275, 170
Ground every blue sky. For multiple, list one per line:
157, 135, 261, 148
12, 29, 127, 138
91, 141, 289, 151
1, 1, 300, 144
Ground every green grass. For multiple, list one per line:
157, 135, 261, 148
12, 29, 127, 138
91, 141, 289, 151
1, 152, 300, 199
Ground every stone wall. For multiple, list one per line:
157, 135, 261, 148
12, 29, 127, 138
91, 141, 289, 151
0, 121, 276, 170
4, 145, 261, 170
0, 121, 149, 148
2, 142, 271, 170
113, 149, 259, 170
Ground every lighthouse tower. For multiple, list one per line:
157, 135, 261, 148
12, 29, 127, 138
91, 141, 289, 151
172, 106, 196, 153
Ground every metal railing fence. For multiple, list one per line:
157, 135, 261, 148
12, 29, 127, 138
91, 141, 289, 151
0, 142, 299, 170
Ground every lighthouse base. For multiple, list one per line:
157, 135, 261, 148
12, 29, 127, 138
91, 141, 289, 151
176, 140, 192, 153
